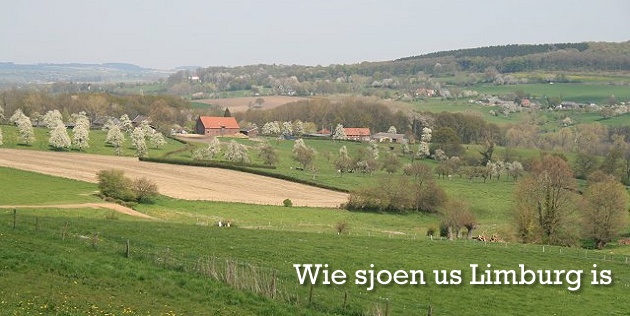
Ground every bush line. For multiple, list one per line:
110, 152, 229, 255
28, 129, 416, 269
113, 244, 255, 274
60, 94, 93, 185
138, 157, 349, 193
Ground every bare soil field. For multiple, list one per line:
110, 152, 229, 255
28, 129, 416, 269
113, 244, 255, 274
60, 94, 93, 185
195, 96, 307, 113
0, 149, 348, 207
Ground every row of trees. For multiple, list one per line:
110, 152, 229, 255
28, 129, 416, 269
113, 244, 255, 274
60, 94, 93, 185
6, 108, 91, 151
104, 115, 166, 157
0, 90, 194, 134
1, 107, 167, 157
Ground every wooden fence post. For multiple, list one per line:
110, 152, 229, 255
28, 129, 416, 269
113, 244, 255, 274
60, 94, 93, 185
427, 304, 433, 316
125, 239, 130, 258
308, 283, 314, 305
13, 209, 17, 229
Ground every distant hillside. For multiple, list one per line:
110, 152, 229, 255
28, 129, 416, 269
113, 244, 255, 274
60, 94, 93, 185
0, 62, 170, 84
396, 43, 590, 61
389, 41, 630, 73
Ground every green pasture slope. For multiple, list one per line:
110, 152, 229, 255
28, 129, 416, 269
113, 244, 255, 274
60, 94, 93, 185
0, 167, 98, 205
1, 167, 630, 315
2, 209, 630, 315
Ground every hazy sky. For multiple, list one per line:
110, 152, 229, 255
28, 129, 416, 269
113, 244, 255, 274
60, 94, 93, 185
1, 0, 628, 69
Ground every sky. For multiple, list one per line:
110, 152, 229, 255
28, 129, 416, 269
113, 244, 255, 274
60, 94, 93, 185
1, 0, 628, 69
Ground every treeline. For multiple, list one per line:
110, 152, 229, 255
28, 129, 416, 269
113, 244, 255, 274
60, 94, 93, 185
398, 43, 589, 61
235, 97, 502, 145
234, 97, 409, 134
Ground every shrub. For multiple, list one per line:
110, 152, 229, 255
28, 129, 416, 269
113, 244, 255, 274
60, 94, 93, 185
97, 169, 135, 201
335, 221, 349, 235
426, 226, 437, 237
132, 177, 159, 203
283, 199, 292, 207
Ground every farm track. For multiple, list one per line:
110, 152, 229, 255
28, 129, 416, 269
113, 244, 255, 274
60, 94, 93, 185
0, 149, 348, 207
0, 203, 155, 219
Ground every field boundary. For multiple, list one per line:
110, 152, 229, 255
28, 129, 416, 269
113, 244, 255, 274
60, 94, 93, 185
139, 157, 350, 193
0, 203, 155, 219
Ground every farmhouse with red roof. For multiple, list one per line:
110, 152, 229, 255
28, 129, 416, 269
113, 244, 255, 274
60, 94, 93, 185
195, 116, 240, 137
344, 127, 371, 142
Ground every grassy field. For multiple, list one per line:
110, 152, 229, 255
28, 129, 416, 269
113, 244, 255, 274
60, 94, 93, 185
0, 125, 186, 157
0, 167, 98, 205
1, 158, 630, 315
2, 207, 630, 315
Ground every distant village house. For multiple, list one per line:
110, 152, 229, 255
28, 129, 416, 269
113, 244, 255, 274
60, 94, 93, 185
371, 132, 406, 143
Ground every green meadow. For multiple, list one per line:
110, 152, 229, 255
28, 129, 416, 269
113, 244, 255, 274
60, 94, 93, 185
1, 161, 630, 315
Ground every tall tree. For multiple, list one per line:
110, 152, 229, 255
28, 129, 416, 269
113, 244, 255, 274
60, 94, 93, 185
514, 155, 578, 245
106, 124, 125, 155
224, 140, 249, 163
332, 124, 346, 141
71, 112, 91, 151
292, 139, 316, 169
119, 114, 133, 133
258, 144, 278, 166
130, 127, 148, 158
49, 123, 71, 150
582, 178, 629, 249
335, 145, 353, 175
150, 132, 167, 149
224, 107, 232, 117
9, 109, 35, 145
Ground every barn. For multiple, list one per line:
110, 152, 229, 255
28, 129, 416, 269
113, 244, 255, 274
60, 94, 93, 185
344, 127, 371, 142
195, 116, 241, 136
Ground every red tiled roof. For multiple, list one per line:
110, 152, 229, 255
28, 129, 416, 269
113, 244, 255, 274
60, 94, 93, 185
198, 116, 240, 129
344, 128, 371, 136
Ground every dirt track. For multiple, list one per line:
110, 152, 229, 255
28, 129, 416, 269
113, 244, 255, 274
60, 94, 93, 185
0, 149, 348, 207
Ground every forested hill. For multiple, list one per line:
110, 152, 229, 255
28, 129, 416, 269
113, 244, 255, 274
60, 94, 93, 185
170, 41, 629, 95
396, 43, 590, 61
386, 41, 630, 73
